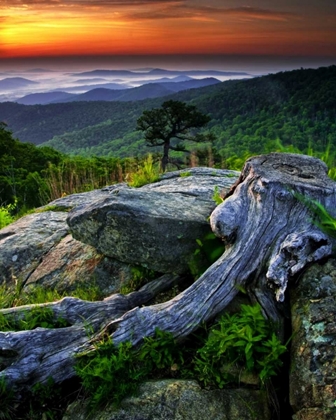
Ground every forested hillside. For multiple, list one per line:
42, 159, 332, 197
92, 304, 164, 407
0, 66, 335, 161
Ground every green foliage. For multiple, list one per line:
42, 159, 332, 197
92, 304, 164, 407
76, 329, 184, 410
307, 201, 336, 238
212, 186, 224, 205
76, 339, 144, 410
0, 281, 103, 310
127, 154, 160, 187
137, 100, 213, 171
35, 204, 71, 213
3, 66, 336, 164
0, 123, 63, 210
0, 202, 16, 229
0, 306, 68, 332
0, 377, 15, 420
194, 304, 287, 387
27, 378, 63, 420
294, 194, 336, 239
190, 231, 225, 279
120, 266, 157, 294
179, 171, 192, 177
139, 328, 184, 372
76, 305, 288, 410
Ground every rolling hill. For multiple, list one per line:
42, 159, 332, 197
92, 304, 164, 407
0, 77, 39, 90
15, 78, 220, 105
16, 91, 77, 105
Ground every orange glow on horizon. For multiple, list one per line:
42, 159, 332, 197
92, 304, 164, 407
1, 2, 336, 59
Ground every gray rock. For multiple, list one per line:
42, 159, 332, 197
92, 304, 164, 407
67, 168, 238, 274
62, 379, 271, 420
39, 183, 128, 211
0, 211, 69, 285
0, 211, 132, 296
142, 167, 239, 199
290, 258, 336, 419
24, 234, 133, 296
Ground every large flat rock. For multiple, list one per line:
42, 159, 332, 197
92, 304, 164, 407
67, 168, 238, 274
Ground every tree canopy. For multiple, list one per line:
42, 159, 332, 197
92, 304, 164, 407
136, 100, 213, 171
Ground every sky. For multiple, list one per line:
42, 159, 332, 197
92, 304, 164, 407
1, 0, 336, 71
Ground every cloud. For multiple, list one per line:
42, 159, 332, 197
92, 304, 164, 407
1, 0, 181, 7
1, 0, 299, 23
221, 6, 299, 22
118, 4, 299, 23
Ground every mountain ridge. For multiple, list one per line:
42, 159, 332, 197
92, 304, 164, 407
15, 78, 220, 105
1, 66, 335, 161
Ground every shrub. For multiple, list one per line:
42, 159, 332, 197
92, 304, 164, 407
194, 304, 287, 387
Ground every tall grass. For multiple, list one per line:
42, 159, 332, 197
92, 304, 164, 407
0, 201, 16, 229
127, 154, 160, 187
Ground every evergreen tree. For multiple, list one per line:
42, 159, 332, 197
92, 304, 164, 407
137, 100, 213, 171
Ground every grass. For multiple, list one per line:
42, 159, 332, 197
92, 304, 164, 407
0, 201, 16, 229
0, 281, 103, 310
127, 154, 160, 187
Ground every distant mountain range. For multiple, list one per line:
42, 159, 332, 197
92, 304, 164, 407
15, 77, 221, 105
0, 77, 39, 90
71, 68, 250, 78
53, 82, 130, 93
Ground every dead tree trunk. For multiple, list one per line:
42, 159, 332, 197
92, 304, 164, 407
1, 153, 336, 394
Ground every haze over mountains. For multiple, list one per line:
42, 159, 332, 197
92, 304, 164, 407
15, 77, 221, 105
0, 77, 39, 90
0, 68, 251, 103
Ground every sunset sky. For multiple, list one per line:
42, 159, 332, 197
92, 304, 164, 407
1, 0, 336, 70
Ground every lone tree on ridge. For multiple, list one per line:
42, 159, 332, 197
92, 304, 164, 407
137, 100, 214, 171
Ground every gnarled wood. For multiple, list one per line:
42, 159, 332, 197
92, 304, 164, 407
1, 153, 336, 394
0, 274, 182, 393
109, 154, 336, 345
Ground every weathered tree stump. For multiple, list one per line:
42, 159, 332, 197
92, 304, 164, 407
1, 153, 336, 394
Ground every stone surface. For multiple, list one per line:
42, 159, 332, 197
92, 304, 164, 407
67, 168, 238, 274
0, 210, 132, 296
142, 167, 239, 199
290, 258, 336, 419
39, 183, 127, 211
24, 234, 132, 295
0, 211, 69, 286
62, 380, 271, 420
0, 169, 238, 291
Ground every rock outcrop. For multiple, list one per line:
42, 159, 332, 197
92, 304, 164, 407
0, 168, 238, 294
67, 168, 238, 274
63, 379, 271, 420
290, 258, 336, 420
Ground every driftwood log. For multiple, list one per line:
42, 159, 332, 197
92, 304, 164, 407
1, 153, 336, 394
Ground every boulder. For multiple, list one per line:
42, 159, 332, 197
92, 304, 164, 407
67, 168, 238, 274
0, 170, 238, 293
0, 211, 69, 286
24, 234, 133, 296
62, 379, 271, 420
142, 167, 239, 198
39, 183, 129, 211
290, 258, 336, 419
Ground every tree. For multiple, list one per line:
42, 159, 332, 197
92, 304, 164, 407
137, 100, 214, 171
